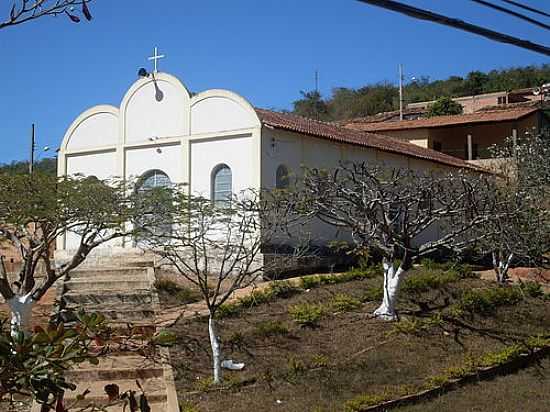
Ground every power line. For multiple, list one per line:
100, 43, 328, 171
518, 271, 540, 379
471, 0, 549, 30
355, 0, 550, 56
500, 0, 550, 19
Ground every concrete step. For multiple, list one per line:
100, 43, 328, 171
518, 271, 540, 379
67, 366, 164, 381
64, 279, 151, 292
63, 291, 153, 305
65, 378, 167, 408
68, 267, 149, 280
60, 307, 155, 322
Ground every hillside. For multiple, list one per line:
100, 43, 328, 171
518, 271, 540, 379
292, 64, 550, 121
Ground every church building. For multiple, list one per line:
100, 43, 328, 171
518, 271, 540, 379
57, 62, 477, 256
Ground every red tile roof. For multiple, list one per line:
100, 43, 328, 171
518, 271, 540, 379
341, 106, 539, 132
254, 108, 481, 170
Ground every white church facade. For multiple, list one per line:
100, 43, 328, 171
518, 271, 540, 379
57, 70, 476, 256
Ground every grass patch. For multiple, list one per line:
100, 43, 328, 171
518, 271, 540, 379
453, 286, 524, 315
360, 284, 384, 302
330, 293, 362, 312
254, 320, 289, 337
288, 302, 325, 327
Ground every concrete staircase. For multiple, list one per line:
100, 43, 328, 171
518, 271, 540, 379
37, 263, 179, 412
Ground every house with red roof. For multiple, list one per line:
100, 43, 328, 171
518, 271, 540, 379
341, 103, 549, 163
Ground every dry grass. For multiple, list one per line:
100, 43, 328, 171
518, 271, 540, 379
166, 267, 550, 412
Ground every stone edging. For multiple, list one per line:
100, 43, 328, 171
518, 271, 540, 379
355, 345, 550, 412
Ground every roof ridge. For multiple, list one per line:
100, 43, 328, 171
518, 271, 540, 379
254, 108, 483, 172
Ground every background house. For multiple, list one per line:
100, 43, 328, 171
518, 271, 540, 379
341, 104, 549, 164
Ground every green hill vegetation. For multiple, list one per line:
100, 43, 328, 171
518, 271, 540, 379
292, 64, 550, 121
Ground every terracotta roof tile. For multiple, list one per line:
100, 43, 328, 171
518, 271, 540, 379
255, 108, 480, 170
341, 106, 539, 132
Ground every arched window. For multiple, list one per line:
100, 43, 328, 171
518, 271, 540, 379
211, 164, 232, 207
137, 169, 172, 191
276, 165, 290, 189
135, 170, 172, 243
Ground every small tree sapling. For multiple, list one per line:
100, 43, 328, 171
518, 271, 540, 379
138, 187, 302, 383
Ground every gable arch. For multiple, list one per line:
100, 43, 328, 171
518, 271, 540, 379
61, 105, 120, 151
120, 72, 191, 143
190, 89, 261, 135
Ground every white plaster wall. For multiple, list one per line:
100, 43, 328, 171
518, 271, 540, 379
125, 144, 182, 183
190, 135, 254, 197
66, 151, 117, 179
191, 96, 257, 135
124, 80, 189, 143
65, 151, 121, 250
261, 129, 446, 249
66, 112, 118, 150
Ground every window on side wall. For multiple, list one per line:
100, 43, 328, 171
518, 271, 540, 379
275, 164, 290, 189
211, 164, 232, 207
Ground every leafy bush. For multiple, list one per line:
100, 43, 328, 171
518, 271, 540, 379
402, 271, 460, 294
330, 293, 361, 312
300, 275, 322, 289
254, 320, 289, 337
269, 281, 302, 298
519, 281, 544, 298
289, 303, 325, 327
455, 286, 523, 314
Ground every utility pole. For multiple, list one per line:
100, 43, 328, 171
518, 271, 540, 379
315, 70, 319, 94
399, 64, 404, 121
29, 124, 35, 176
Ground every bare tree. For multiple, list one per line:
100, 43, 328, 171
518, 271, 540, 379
476, 130, 550, 282
0, 173, 135, 335
138, 187, 303, 383
301, 164, 494, 320
1, 0, 93, 30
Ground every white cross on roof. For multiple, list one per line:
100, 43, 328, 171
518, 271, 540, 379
148, 47, 165, 73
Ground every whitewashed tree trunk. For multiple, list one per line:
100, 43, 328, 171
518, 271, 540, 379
7, 293, 34, 337
208, 314, 222, 384
493, 252, 514, 284
373, 259, 406, 321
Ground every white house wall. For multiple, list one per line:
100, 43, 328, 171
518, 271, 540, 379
190, 134, 254, 197
57, 73, 262, 254
261, 128, 444, 249
191, 94, 258, 135
126, 144, 182, 183
123, 79, 190, 143
66, 111, 119, 151
66, 151, 117, 179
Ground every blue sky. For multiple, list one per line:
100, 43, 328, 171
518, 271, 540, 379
0, 0, 548, 163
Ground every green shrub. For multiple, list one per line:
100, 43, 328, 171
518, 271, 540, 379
289, 303, 325, 327
238, 289, 273, 308
519, 281, 544, 298
216, 302, 241, 318
254, 320, 289, 337
300, 275, 322, 289
311, 353, 329, 368
268, 281, 302, 298
455, 286, 523, 315
330, 293, 361, 312
402, 270, 459, 294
